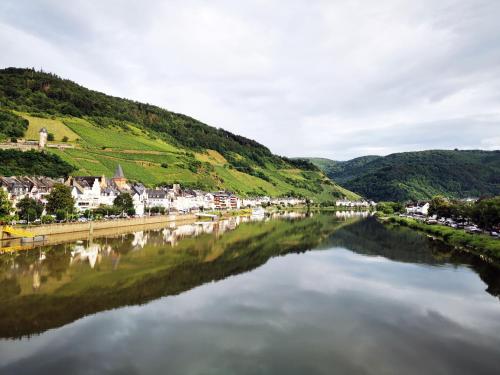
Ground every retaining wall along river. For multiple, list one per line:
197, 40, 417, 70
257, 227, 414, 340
1, 214, 198, 250
27, 214, 197, 236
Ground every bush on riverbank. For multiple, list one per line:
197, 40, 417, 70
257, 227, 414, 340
386, 216, 500, 259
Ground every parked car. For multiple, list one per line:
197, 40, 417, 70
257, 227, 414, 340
465, 226, 482, 234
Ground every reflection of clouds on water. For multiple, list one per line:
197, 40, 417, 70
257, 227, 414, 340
0, 212, 313, 297
2, 248, 500, 375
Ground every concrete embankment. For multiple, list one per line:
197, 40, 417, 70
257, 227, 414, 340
28, 214, 196, 236
2, 214, 197, 249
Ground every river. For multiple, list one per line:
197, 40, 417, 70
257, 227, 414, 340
0, 212, 499, 374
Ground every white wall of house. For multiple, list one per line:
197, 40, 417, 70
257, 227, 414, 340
132, 191, 146, 216
71, 179, 102, 212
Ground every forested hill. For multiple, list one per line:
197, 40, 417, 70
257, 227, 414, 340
306, 150, 500, 202
0, 67, 359, 200
306, 156, 381, 184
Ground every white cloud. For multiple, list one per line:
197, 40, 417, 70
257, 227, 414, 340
1, 0, 499, 159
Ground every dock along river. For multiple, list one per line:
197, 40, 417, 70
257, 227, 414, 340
0, 212, 499, 374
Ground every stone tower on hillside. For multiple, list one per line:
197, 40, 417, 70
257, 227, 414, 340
39, 128, 48, 149
112, 164, 128, 189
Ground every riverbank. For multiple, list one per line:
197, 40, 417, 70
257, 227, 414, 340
378, 214, 500, 261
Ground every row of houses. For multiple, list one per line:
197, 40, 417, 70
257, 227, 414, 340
1, 165, 305, 216
335, 199, 376, 208
0, 176, 63, 205
68, 165, 244, 215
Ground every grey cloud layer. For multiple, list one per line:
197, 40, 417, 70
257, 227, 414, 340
1, 0, 499, 159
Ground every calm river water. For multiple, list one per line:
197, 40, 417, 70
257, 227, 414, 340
0, 212, 499, 374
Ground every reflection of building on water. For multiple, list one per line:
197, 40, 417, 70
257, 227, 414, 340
132, 231, 148, 249
270, 212, 307, 220
2, 213, 311, 289
159, 218, 240, 244
32, 269, 40, 290
335, 210, 373, 219
71, 243, 102, 269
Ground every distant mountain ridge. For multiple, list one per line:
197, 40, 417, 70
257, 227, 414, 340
0, 67, 359, 201
306, 150, 500, 202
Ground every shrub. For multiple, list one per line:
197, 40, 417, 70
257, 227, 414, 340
41, 215, 55, 224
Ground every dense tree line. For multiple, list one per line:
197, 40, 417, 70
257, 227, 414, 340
283, 157, 319, 171
0, 110, 28, 140
0, 150, 75, 177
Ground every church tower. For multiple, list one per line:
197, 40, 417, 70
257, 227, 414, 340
112, 164, 128, 189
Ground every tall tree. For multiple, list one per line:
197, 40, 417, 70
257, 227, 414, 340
0, 189, 12, 219
46, 184, 75, 215
470, 197, 500, 230
113, 192, 135, 215
16, 197, 44, 221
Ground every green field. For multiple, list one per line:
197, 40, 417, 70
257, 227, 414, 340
18, 112, 79, 142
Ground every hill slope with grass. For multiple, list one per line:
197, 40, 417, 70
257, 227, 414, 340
307, 150, 500, 202
0, 67, 358, 201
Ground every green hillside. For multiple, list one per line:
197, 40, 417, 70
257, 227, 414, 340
0, 67, 359, 201
307, 150, 500, 202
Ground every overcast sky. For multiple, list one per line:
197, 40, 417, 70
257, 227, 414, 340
1, 0, 499, 159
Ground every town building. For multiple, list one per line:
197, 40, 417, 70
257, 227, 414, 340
406, 202, 430, 216
213, 191, 241, 210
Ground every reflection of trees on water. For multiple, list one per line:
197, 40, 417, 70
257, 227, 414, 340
0, 212, 311, 299
0, 213, 342, 339
1, 213, 497, 339
1, 217, 251, 282
330, 217, 500, 299
329, 217, 448, 264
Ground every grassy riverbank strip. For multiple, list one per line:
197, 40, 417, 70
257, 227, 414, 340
378, 215, 500, 260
